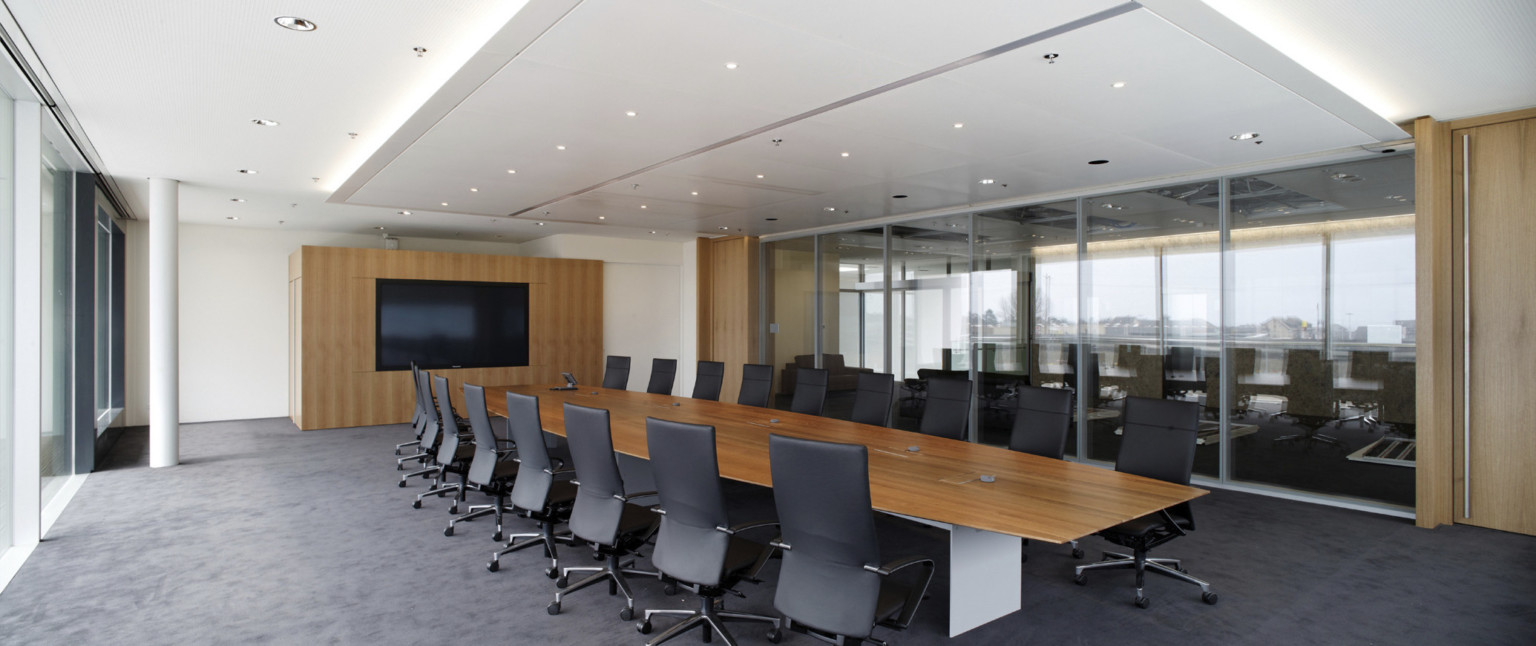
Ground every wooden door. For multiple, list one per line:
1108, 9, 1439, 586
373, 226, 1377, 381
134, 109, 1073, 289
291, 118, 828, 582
1453, 117, 1536, 534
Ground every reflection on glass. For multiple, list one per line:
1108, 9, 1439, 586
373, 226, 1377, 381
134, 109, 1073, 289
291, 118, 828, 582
814, 229, 887, 421
95, 208, 112, 432
1083, 188, 1220, 466
765, 237, 817, 410
40, 156, 73, 505
973, 201, 1078, 448
891, 216, 971, 433
1228, 155, 1415, 505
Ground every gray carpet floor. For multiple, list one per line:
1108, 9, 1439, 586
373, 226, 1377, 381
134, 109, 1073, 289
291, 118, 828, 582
1, 417, 1533, 645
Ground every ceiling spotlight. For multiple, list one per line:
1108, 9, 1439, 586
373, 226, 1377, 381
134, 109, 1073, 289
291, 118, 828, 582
1230, 132, 1260, 140
398, 211, 411, 215
413, 47, 428, 57
625, 110, 637, 117
824, 207, 836, 212
506, 169, 516, 174
230, 198, 245, 202
1330, 172, 1362, 183
440, 202, 448, 206
1111, 81, 1126, 88
690, 191, 699, 196
251, 118, 279, 127
650, 230, 658, 234
374, 226, 387, 231
756, 174, 765, 179
225, 216, 239, 220
1088, 159, 1109, 165
556, 145, 566, 150
598, 216, 606, 220
469, 187, 479, 192
718, 226, 730, 231
978, 178, 995, 184
1043, 53, 1059, 62
953, 122, 964, 129
1101, 203, 1124, 210
840, 152, 850, 157
274, 16, 317, 31
640, 205, 648, 209
237, 169, 258, 175
537, 222, 546, 226
724, 62, 738, 70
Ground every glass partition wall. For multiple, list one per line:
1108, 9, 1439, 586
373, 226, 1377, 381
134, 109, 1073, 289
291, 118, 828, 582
761, 153, 1417, 510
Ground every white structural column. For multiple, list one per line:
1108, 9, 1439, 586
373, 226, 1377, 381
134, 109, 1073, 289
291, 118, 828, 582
149, 178, 179, 468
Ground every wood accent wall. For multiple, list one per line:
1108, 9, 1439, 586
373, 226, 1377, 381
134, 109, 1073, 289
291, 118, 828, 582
697, 236, 760, 401
1414, 116, 1454, 528
288, 246, 603, 430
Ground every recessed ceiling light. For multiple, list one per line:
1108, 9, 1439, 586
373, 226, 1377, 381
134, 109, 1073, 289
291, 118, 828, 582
537, 222, 546, 226
718, 226, 730, 231
765, 218, 778, 221
1088, 159, 1109, 165
398, 211, 411, 215
978, 178, 995, 184
251, 118, 279, 127
274, 16, 317, 31
469, 187, 479, 192
1111, 81, 1126, 88
640, 205, 648, 209
237, 169, 258, 175
953, 122, 964, 129
756, 174, 765, 179
413, 47, 428, 57
374, 226, 387, 231
440, 202, 448, 206
1230, 132, 1260, 140
1330, 172, 1362, 183
598, 216, 606, 220
824, 207, 836, 212
506, 169, 516, 174
690, 191, 698, 196
625, 110, 637, 117
650, 230, 658, 234
724, 62, 738, 70
556, 145, 566, 150
230, 198, 245, 202
225, 216, 239, 220
1043, 53, 1059, 62
1101, 203, 1124, 210
840, 152, 850, 157
892, 194, 908, 199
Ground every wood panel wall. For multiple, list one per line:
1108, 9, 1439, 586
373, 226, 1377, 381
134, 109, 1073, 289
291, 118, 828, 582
289, 246, 603, 430
697, 236, 759, 401
1414, 116, 1454, 528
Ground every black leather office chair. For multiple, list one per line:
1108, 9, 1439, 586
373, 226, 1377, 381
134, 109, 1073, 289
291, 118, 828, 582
414, 375, 476, 512
396, 362, 425, 456
1074, 396, 1216, 608
768, 434, 933, 645
488, 391, 579, 576
648, 358, 678, 395
738, 364, 774, 408
636, 418, 781, 644
1007, 385, 1084, 560
603, 355, 632, 390
398, 368, 446, 483
692, 361, 725, 401
548, 403, 661, 619
444, 384, 519, 539
919, 377, 972, 440
396, 367, 435, 469
850, 372, 896, 427
788, 367, 828, 416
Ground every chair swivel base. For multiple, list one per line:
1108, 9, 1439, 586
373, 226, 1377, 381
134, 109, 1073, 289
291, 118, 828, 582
547, 553, 659, 620
488, 523, 575, 576
638, 593, 782, 646
1074, 550, 1217, 608
445, 501, 502, 539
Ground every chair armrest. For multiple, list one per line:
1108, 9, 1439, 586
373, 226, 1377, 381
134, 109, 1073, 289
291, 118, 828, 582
1159, 508, 1188, 537
717, 520, 779, 536
862, 555, 934, 576
865, 555, 936, 630
616, 490, 659, 502
542, 466, 576, 477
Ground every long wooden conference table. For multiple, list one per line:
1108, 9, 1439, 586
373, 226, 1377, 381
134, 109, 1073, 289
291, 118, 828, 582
485, 385, 1206, 637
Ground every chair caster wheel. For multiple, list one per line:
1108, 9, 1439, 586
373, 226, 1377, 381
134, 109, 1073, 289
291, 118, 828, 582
1202, 591, 1218, 605
1135, 596, 1150, 609
663, 583, 678, 595
767, 629, 782, 644
546, 601, 561, 615
396, 464, 403, 470
449, 505, 459, 514
544, 567, 559, 579
412, 500, 422, 509
437, 492, 446, 498
1072, 548, 1085, 559
444, 526, 454, 537
555, 576, 568, 588
398, 480, 407, 488
487, 561, 499, 572
1073, 573, 1087, 586
492, 532, 503, 542
637, 620, 652, 634
619, 607, 635, 621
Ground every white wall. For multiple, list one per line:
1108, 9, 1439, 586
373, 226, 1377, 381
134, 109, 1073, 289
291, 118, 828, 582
519, 234, 699, 395
121, 225, 700, 426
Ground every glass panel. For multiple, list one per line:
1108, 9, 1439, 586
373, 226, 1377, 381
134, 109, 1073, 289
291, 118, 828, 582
820, 229, 886, 421
1228, 155, 1416, 505
40, 153, 72, 506
1083, 187, 1220, 464
0, 92, 15, 550
764, 237, 817, 411
890, 215, 971, 433
96, 208, 111, 432
973, 201, 1078, 448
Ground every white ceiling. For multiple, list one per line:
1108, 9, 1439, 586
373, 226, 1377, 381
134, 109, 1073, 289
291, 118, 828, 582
4, 0, 1533, 244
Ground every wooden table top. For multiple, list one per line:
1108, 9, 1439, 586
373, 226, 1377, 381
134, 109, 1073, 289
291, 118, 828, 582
485, 385, 1206, 544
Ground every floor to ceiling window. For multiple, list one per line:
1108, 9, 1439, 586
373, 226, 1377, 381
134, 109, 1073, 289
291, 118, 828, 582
39, 144, 73, 507
760, 152, 1416, 510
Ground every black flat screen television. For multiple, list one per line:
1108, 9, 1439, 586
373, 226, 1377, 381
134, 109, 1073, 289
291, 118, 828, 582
375, 279, 530, 371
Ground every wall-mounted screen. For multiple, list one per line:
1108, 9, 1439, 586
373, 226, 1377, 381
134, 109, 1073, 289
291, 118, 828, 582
375, 279, 530, 371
